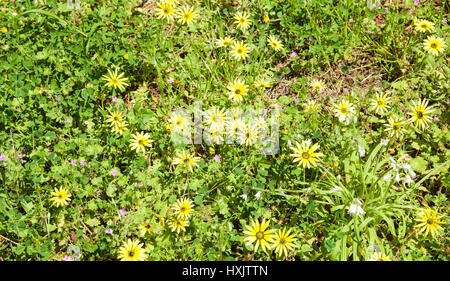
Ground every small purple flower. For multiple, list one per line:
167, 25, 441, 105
157, 231, 161, 235
214, 155, 221, 162
344, 88, 350, 92
309, 37, 314, 42
105, 228, 112, 234
70, 159, 77, 165
168, 78, 174, 84
294, 97, 299, 103
414, 0, 419, 5
319, 88, 325, 93
112, 97, 118, 103
275, 105, 281, 110
111, 169, 118, 176
0, 154, 6, 161
63, 255, 72, 261
290, 52, 298, 58
79, 160, 86, 166
64, 119, 71, 123
137, 182, 143, 187
18, 153, 23, 159
434, 116, 440, 121
57, 97, 61, 101
114, 184, 119, 188
443, 19, 448, 24
353, 139, 358, 143
119, 209, 127, 216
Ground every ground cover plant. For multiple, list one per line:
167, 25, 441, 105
0, 0, 448, 261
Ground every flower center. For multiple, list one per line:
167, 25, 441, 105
377, 100, 384, 106
417, 111, 424, 119
430, 42, 437, 49
393, 124, 399, 131
426, 218, 434, 225
235, 89, 241, 95
128, 251, 134, 257
256, 232, 264, 239
302, 152, 310, 159
280, 239, 286, 245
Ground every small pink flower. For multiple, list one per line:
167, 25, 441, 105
353, 139, 358, 143
290, 52, 298, 58
344, 88, 350, 92
414, 0, 419, 5
105, 228, 112, 234
319, 88, 325, 93
63, 255, 72, 261
57, 97, 61, 101
137, 182, 143, 187
214, 155, 221, 162
309, 38, 314, 42
112, 97, 118, 103
0, 154, 6, 161
119, 209, 126, 216
443, 19, 448, 24
64, 119, 71, 123
434, 116, 440, 121
168, 78, 174, 84
70, 159, 77, 165
157, 231, 161, 234
18, 153, 23, 159
294, 97, 299, 103
80, 160, 86, 166
275, 105, 281, 110
111, 169, 118, 176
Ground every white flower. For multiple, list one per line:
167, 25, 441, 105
383, 173, 392, 181
254, 191, 262, 200
358, 145, 365, 158
348, 199, 366, 215
287, 140, 292, 147
329, 186, 342, 193
394, 173, 401, 182
240, 194, 248, 200
337, 175, 341, 181
404, 175, 413, 184
380, 139, 389, 146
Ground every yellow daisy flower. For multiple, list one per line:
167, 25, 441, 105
423, 36, 446, 56
234, 11, 251, 31
290, 140, 324, 169
272, 227, 297, 259
310, 79, 326, 92
333, 99, 356, 123
267, 35, 284, 51
139, 223, 153, 236
167, 112, 186, 132
111, 120, 128, 135
408, 99, 435, 130
304, 100, 319, 113
171, 197, 194, 220
243, 218, 275, 252
102, 69, 129, 92
415, 207, 444, 238
370, 92, 391, 114
106, 110, 125, 129
129, 131, 152, 154
230, 41, 249, 61
414, 19, 434, 32
50, 187, 71, 207
154, 2, 175, 21
172, 150, 200, 172
215, 36, 235, 48
254, 79, 271, 89
117, 239, 148, 261
385, 115, 406, 138
227, 79, 248, 102
176, 5, 197, 25
204, 107, 226, 130
368, 252, 391, 261
237, 123, 258, 146
168, 217, 188, 233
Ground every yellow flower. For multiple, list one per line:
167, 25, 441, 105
230, 41, 249, 61
243, 218, 275, 252
368, 252, 391, 261
263, 15, 270, 23
408, 99, 435, 130
155, 2, 175, 21
50, 187, 71, 207
129, 131, 152, 154
215, 36, 235, 48
227, 79, 248, 102
303, 100, 319, 113
415, 207, 444, 238
234, 11, 251, 31
290, 140, 324, 169
123, 53, 129, 59
370, 92, 391, 114
139, 223, 153, 236
106, 110, 125, 129
385, 115, 406, 138
172, 150, 200, 172
167, 112, 186, 132
111, 120, 128, 135
414, 19, 434, 32
267, 35, 283, 51
168, 217, 188, 233
171, 197, 194, 220
423, 36, 446, 56
101, 69, 129, 91
117, 239, 148, 261
254, 79, 271, 89
310, 79, 326, 92
177, 5, 197, 25
204, 107, 226, 130
1, 27, 7, 33
333, 99, 356, 123
237, 123, 258, 146
272, 227, 297, 258
156, 214, 165, 226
